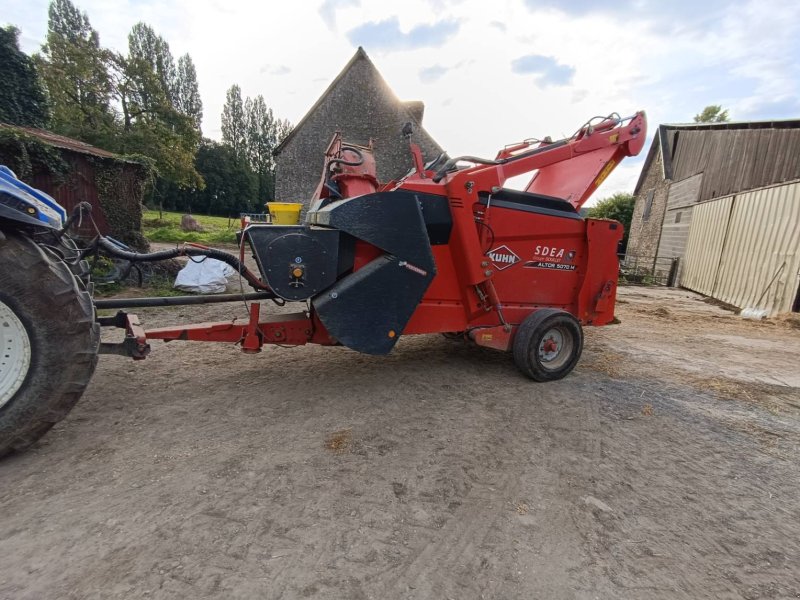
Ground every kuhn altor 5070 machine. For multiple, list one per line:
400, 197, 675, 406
0, 111, 646, 456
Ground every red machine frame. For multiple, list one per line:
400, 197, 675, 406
121, 112, 646, 359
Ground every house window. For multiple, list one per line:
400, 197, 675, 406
642, 190, 655, 221
675, 211, 682, 223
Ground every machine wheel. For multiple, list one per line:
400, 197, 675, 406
0, 233, 99, 458
512, 309, 583, 381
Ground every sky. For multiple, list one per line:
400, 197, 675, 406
5, 0, 800, 202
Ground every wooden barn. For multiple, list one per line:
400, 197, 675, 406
627, 119, 800, 315
0, 123, 151, 249
273, 47, 444, 206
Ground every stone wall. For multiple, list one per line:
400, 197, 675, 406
627, 151, 670, 258
656, 173, 702, 259
274, 55, 443, 206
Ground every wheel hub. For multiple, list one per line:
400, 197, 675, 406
538, 329, 564, 363
0, 299, 32, 408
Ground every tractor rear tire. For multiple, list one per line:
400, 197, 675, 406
512, 309, 583, 381
0, 233, 99, 458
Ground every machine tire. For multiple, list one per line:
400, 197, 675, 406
0, 233, 99, 458
512, 309, 583, 382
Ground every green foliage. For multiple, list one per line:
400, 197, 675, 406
93, 273, 187, 298
245, 95, 276, 199
91, 156, 152, 249
120, 112, 202, 189
145, 227, 237, 244
185, 139, 258, 215
221, 84, 246, 158
233, 92, 294, 202
276, 118, 293, 146
0, 128, 69, 180
5, 2, 291, 220
38, 0, 117, 146
587, 192, 635, 251
127, 22, 175, 106
113, 21, 202, 190
175, 54, 202, 132
0, 26, 50, 127
693, 105, 730, 123
141, 209, 238, 244
143, 277, 190, 297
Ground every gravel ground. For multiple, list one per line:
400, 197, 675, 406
1, 285, 798, 599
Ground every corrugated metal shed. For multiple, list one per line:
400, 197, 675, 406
681, 180, 800, 315
633, 119, 800, 199
665, 125, 800, 202
681, 195, 735, 294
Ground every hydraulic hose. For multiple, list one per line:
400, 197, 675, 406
85, 237, 273, 292
431, 156, 500, 183
431, 141, 568, 183
328, 145, 364, 167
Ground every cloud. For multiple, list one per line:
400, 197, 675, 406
571, 89, 589, 104
511, 54, 575, 86
737, 96, 800, 121
319, 0, 359, 29
419, 64, 449, 83
489, 21, 506, 32
260, 64, 291, 75
346, 16, 459, 51
523, 0, 731, 18
523, 0, 602, 14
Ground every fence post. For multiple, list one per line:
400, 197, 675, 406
667, 257, 680, 287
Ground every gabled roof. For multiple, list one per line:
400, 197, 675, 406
0, 123, 125, 160
633, 118, 800, 196
273, 47, 431, 155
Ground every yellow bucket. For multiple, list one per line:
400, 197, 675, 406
266, 202, 303, 225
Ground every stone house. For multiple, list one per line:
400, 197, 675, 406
273, 47, 444, 205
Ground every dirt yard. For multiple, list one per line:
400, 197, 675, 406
1, 285, 799, 599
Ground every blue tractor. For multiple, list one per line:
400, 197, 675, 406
0, 166, 99, 457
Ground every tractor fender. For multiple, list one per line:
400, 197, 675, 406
0, 203, 57, 230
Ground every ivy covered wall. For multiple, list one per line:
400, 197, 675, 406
90, 158, 151, 250
0, 128, 69, 180
0, 127, 152, 250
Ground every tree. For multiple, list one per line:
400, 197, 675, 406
38, 0, 116, 145
127, 22, 175, 108
180, 139, 257, 215
174, 54, 202, 132
110, 22, 202, 192
221, 84, 246, 158
245, 95, 276, 201
276, 117, 293, 146
587, 192, 635, 251
0, 26, 50, 127
693, 105, 730, 123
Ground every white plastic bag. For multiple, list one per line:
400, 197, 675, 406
173, 256, 235, 294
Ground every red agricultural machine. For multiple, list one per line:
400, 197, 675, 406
0, 111, 646, 456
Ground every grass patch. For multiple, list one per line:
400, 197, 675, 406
145, 227, 237, 244
142, 209, 239, 245
93, 275, 185, 298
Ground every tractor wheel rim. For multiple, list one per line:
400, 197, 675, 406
537, 327, 573, 370
0, 299, 32, 409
